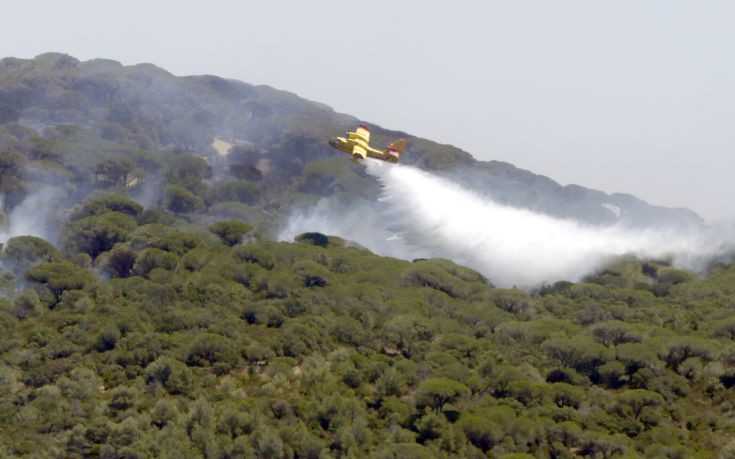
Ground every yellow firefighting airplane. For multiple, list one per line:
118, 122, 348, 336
329, 125, 406, 163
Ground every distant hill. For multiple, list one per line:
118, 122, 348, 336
0, 52, 701, 231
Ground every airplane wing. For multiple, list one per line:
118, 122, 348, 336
352, 145, 367, 159
355, 125, 371, 143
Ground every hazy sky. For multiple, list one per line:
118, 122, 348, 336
2, 0, 733, 221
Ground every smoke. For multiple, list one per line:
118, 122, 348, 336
0, 187, 67, 246
281, 160, 735, 287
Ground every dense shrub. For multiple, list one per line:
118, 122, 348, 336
25, 261, 97, 304
69, 211, 138, 258
208, 220, 253, 246
164, 185, 203, 213
71, 194, 143, 221
3, 236, 62, 272
185, 333, 239, 374
133, 248, 178, 277
207, 180, 260, 205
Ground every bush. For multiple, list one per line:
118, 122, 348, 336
151, 399, 179, 428
3, 236, 61, 272
133, 248, 178, 277
232, 245, 274, 270
209, 220, 253, 246
104, 244, 137, 278
185, 333, 239, 374
164, 185, 203, 213
26, 262, 97, 304
153, 230, 201, 255
414, 377, 470, 412
207, 180, 260, 205
71, 194, 143, 221
295, 232, 329, 247
458, 414, 503, 452
146, 357, 194, 395
93, 328, 120, 352
70, 211, 138, 258
330, 317, 368, 346
292, 260, 330, 287
13, 289, 42, 319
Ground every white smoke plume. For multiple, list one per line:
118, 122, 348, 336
281, 160, 735, 288
0, 187, 67, 246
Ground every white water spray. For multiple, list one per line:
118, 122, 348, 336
281, 161, 734, 287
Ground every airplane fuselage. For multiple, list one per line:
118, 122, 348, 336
328, 135, 399, 163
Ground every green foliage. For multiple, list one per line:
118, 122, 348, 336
69, 211, 138, 258
295, 231, 330, 247
25, 261, 96, 304
232, 244, 274, 269
71, 194, 143, 221
207, 180, 260, 205
415, 377, 470, 412
146, 357, 194, 395
3, 236, 61, 272
164, 185, 204, 213
185, 333, 239, 374
103, 243, 137, 278
208, 220, 253, 246
543, 337, 613, 374
616, 389, 664, 420
489, 288, 534, 318
133, 248, 178, 277
2, 232, 735, 456
459, 414, 503, 452
658, 337, 719, 369
153, 230, 201, 256
165, 153, 212, 181
13, 289, 43, 319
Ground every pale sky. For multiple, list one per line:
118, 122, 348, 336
2, 0, 733, 221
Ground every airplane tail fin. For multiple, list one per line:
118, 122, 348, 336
393, 139, 406, 154
386, 139, 406, 162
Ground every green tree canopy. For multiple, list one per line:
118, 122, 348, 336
164, 185, 203, 214
71, 194, 143, 221
69, 211, 138, 258
25, 261, 96, 304
208, 220, 253, 246
3, 235, 61, 272
415, 377, 470, 412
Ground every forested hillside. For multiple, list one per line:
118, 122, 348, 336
0, 53, 733, 458
0, 195, 734, 457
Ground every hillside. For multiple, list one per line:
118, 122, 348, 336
0, 52, 701, 234
1, 53, 733, 458
0, 204, 734, 456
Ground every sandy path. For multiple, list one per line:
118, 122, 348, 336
211, 137, 233, 157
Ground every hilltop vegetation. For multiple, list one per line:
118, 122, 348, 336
0, 52, 700, 228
